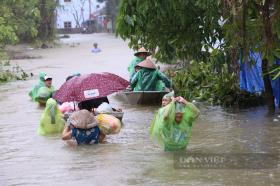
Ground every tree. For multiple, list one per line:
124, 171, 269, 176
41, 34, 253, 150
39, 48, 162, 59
38, 0, 58, 41
221, 1, 280, 112
0, 0, 58, 46
71, 0, 87, 28
0, 0, 41, 44
116, 0, 222, 63
116, 0, 280, 111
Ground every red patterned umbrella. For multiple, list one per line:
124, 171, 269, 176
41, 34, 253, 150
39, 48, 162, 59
54, 73, 129, 103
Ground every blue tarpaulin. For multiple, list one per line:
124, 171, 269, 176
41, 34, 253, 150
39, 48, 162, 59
240, 50, 280, 106
240, 51, 265, 93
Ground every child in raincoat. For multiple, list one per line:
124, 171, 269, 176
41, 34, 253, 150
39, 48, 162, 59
150, 96, 200, 151
131, 58, 171, 91
29, 72, 46, 101
38, 98, 65, 136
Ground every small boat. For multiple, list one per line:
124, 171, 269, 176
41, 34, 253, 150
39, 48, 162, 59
122, 90, 169, 105
96, 111, 124, 121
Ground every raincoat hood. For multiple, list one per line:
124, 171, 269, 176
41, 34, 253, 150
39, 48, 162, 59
46, 98, 57, 124
163, 91, 174, 102
38, 98, 65, 136
39, 72, 47, 82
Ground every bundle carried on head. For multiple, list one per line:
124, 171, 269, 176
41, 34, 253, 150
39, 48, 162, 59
68, 109, 97, 129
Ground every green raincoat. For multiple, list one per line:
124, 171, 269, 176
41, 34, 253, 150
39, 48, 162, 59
35, 86, 55, 104
38, 98, 65, 136
29, 72, 46, 101
150, 101, 200, 151
128, 57, 145, 78
131, 68, 171, 91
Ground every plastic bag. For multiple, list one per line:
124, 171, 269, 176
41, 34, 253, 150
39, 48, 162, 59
68, 109, 97, 129
96, 114, 121, 135
96, 102, 113, 113
59, 102, 78, 113
35, 86, 54, 104
150, 108, 166, 147
38, 98, 65, 136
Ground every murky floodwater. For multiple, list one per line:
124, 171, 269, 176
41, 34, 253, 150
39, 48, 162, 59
0, 34, 279, 186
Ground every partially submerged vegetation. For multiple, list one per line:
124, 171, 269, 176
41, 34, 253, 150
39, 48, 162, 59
0, 0, 57, 83
167, 61, 264, 108
0, 51, 28, 83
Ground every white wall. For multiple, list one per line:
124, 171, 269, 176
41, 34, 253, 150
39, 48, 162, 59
56, 0, 105, 29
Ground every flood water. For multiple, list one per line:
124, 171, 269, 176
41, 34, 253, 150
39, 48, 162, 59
0, 34, 279, 186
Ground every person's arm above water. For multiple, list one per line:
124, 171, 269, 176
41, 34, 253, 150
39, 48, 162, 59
176, 96, 200, 122
157, 71, 171, 88
128, 58, 137, 74
163, 100, 176, 122
62, 125, 72, 140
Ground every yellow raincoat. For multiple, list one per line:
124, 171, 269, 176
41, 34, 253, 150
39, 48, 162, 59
38, 98, 65, 136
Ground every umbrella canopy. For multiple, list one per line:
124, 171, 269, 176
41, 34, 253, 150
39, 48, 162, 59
54, 73, 129, 103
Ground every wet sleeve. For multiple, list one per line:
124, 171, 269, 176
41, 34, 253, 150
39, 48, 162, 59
157, 71, 171, 88
130, 71, 139, 89
163, 102, 176, 123
185, 102, 200, 123
128, 59, 135, 74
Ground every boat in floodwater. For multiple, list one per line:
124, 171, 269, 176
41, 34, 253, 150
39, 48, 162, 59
122, 90, 170, 105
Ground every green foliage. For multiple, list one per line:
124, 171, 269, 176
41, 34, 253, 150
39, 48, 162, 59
0, 60, 29, 83
167, 61, 263, 107
168, 61, 237, 105
116, 0, 222, 63
0, 0, 41, 43
221, 1, 280, 63
117, 1, 280, 63
0, 0, 58, 48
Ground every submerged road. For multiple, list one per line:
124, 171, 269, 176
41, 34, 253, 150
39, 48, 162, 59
0, 34, 279, 186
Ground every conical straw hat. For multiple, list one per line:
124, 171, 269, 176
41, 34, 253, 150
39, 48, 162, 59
136, 58, 156, 69
134, 47, 151, 57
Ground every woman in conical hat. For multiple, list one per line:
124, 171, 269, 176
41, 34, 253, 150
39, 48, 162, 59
128, 47, 151, 79
38, 98, 65, 136
130, 58, 171, 91
134, 47, 152, 57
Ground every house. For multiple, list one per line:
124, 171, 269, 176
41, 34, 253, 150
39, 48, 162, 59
56, 0, 105, 32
